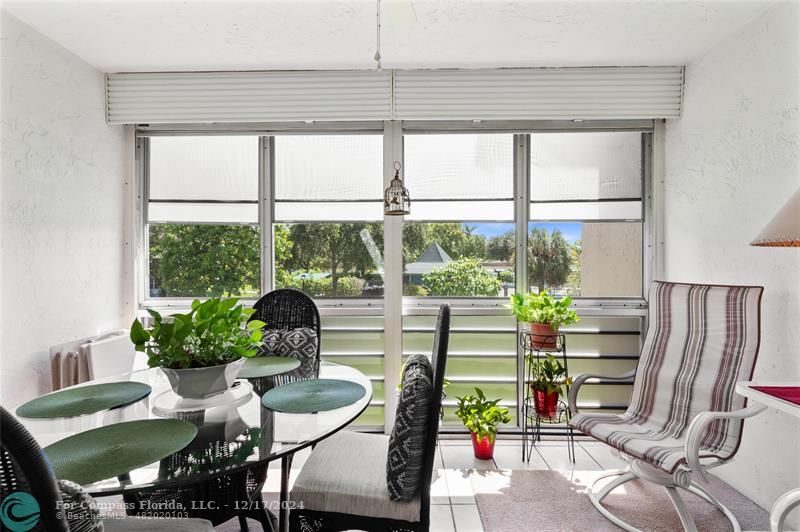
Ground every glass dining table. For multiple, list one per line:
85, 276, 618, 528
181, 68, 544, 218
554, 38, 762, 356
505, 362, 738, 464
13, 360, 372, 532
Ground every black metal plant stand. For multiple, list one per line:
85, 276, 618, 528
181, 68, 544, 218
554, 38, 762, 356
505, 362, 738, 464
520, 331, 575, 463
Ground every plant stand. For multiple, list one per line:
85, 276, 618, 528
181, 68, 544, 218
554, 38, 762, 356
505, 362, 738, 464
520, 331, 575, 463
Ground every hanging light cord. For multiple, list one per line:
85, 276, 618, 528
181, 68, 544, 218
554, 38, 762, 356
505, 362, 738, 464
374, 0, 382, 69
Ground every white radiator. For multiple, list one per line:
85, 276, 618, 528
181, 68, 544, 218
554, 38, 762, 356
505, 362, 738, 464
49, 330, 145, 390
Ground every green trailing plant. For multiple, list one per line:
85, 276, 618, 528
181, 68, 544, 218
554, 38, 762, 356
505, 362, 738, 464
528, 354, 572, 396
507, 290, 580, 329
130, 297, 266, 369
454, 387, 511, 444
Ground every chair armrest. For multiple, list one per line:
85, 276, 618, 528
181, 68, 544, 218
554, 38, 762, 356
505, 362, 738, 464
568, 369, 637, 415
683, 403, 767, 483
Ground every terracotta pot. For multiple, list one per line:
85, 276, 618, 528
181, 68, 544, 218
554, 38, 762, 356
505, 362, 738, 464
530, 322, 558, 350
533, 389, 559, 418
470, 432, 496, 460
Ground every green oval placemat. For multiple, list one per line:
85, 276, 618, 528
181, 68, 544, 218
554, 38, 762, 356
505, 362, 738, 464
16, 382, 152, 419
238, 356, 301, 379
44, 419, 198, 485
261, 378, 366, 413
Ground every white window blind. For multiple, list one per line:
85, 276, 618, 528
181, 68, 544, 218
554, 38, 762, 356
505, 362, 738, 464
273, 135, 383, 222
404, 134, 514, 221
148, 136, 258, 224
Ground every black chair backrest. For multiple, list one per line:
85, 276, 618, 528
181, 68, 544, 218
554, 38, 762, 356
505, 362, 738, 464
419, 304, 450, 528
250, 288, 322, 359
0, 407, 69, 532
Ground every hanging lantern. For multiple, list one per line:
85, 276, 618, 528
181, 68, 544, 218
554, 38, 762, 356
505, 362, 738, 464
384, 161, 410, 216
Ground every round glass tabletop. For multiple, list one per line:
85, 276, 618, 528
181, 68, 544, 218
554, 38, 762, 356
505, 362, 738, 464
13, 361, 372, 496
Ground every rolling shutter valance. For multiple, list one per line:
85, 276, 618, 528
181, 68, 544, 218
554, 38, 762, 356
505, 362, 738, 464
106, 66, 683, 125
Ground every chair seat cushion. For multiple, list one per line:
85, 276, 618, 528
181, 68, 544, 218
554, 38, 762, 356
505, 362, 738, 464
291, 431, 420, 523
570, 412, 739, 473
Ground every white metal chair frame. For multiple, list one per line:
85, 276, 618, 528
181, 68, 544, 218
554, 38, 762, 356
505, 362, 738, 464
569, 372, 767, 532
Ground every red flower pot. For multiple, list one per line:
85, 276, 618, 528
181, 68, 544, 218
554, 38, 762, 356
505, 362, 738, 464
470, 432, 496, 460
533, 389, 559, 418
530, 323, 558, 350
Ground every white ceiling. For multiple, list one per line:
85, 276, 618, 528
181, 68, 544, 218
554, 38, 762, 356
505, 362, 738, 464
2, 0, 777, 73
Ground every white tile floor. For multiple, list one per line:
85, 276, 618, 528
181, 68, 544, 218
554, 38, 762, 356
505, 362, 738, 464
264, 437, 626, 532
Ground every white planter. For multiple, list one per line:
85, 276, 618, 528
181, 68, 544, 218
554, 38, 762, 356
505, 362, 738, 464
161, 358, 245, 399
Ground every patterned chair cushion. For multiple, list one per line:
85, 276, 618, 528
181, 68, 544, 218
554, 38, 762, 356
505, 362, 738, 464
260, 328, 285, 354
569, 281, 763, 473
386, 354, 433, 502
276, 327, 318, 361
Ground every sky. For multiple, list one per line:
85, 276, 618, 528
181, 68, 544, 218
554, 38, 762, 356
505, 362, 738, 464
469, 222, 582, 244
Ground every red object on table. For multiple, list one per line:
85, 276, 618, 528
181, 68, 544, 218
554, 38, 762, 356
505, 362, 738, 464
750, 386, 800, 406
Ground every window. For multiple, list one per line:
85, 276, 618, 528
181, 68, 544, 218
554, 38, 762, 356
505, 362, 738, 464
403, 134, 515, 298
528, 132, 644, 297
146, 136, 260, 298
273, 135, 384, 298
139, 124, 652, 432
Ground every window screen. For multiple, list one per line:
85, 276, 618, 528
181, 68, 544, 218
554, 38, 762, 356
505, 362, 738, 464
274, 135, 383, 221
148, 136, 259, 224
404, 134, 514, 221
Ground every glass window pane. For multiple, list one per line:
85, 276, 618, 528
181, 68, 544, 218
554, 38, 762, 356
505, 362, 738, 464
274, 135, 383, 201
405, 200, 514, 222
530, 200, 641, 221
527, 222, 641, 298
273, 201, 383, 222
403, 223, 515, 297
148, 203, 258, 224
404, 134, 514, 200
149, 136, 258, 201
148, 224, 260, 298
274, 223, 384, 298
531, 132, 642, 201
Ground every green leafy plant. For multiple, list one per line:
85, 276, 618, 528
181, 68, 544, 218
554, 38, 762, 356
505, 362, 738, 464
528, 354, 572, 396
423, 258, 501, 297
507, 290, 580, 329
454, 387, 511, 444
130, 298, 266, 369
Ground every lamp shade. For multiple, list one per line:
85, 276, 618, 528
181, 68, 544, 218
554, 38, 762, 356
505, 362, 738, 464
751, 188, 800, 247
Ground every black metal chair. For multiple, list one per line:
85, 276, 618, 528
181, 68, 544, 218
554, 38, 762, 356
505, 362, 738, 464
250, 288, 322, 345
289, 304, 450, 532
0, 407, 212, 531
250, 288, 322, 383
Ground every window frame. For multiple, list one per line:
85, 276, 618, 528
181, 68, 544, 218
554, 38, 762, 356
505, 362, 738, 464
134, 120, 658, 434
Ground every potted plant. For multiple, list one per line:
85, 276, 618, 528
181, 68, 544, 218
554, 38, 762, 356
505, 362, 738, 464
528, 354, 572, 418
454, 387, 511, 460
130, 298, 265, 399
507, 291, 580, 349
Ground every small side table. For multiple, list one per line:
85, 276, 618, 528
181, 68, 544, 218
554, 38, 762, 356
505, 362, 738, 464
736, 381, 800, 532
520, 332, 575, 463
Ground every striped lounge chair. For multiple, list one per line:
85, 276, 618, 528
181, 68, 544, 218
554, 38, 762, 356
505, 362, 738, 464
568, 281, 764, 532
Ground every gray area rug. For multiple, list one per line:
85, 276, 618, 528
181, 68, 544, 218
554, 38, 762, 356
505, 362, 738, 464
473, 470, 769, 532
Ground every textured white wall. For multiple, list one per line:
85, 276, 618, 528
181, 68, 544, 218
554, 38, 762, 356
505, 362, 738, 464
664, 1, 800, 518
0, 13, 130, 404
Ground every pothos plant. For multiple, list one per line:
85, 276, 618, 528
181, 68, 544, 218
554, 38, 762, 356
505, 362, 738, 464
507, 290, 580, 329
454, 387, 511, 444
528, 354, 572, 396
130, 297, 266, 369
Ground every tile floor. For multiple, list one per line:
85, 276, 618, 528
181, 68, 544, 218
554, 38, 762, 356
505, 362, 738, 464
264, 437, 626, 532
